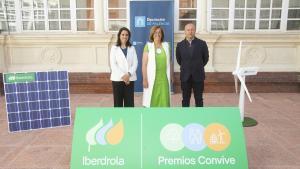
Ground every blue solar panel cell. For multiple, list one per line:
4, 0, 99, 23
28, 83, 38, 92
51, 118, 61, 127
49, 91, 59, 99
51, 109, 60, 118
18, 103, 29, 112
60, 99, 69, 108
4, 71, 71, 132
17, 83, 27, 92
31, 120, 41, 129
7, 103, 18, 113
48, 71, 58, 81
37, 72, 47, 81
39, 91, 49, 100
41, 110, 50, 119
61, 108, 70, 116
8, 113, 19, 122
49, 81, 59, 90
61, 117, 71, 125
58, 71, 68, 80
29, 102, 39, 111
20, 121, 30, 130
9, 123, 20, 132
38, 82, 48, 91
28, 92, 38, 101
59, 90, 69, 98
30, 111, 41, 120
40, 101, 50, 109
5, 84, 16, 93
20, 112, 30, 121
6, 93, 17, 103
59, 81, 68, 90
50, 100, 59, 109
17, 93, 28, 102
41, 119, 51, 128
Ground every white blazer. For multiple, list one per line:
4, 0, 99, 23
110, 45, 138, 81
142, 42, 171, 107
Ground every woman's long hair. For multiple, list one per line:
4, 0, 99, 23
116, 27, 132, 47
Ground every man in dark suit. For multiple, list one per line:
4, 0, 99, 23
176, 23, 209, 107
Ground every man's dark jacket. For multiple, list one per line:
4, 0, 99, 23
176, 37, 209, 82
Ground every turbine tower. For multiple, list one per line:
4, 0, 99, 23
232, 41, 259, 127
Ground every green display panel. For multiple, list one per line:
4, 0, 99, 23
71, 107, 248, 169
5, 72, 35, 83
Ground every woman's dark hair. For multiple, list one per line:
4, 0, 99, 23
116, 27, 132, 47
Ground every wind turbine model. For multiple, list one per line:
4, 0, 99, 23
232, 41, 258, 126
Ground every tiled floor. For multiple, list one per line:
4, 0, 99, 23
0, 93, 299, 169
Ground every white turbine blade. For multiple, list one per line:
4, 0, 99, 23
237, 74, 252, 102
236, 41, 243, 70
234, 75, 238, 93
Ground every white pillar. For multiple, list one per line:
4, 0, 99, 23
95, 0, 104, 33
198, 0, 207, 33
0, 36, 7, 73
0, 48, 4, 73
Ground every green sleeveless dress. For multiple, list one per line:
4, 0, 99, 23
144, 44, 170, 107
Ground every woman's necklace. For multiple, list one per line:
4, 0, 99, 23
156, 48, 162, 54
155, 43, 162, 54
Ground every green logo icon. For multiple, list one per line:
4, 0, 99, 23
86, 118, 124, 152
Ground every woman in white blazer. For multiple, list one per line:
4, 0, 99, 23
110, 27, 138, 107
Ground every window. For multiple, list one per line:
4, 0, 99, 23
0, 0, 94, 33
20, 0, 72, 31
178, 0, 197, 31
209, 0, 298, 32
47, 0, 71, 31
0, 0, 17, 32
233, 0, 282, 30
210, 0, 229, 31
287, 0, 300, 30
21, 0, 46, 31
107, 0, 127, 31
234, 0, 257, 30
259, 0, 282, 30
76, 0, 94, 31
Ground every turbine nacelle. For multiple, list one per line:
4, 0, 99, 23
233, 67, 258, 77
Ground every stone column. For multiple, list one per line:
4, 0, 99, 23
95, 0, 104, 33
0, 36, 7, 73
199, 0, 207, 33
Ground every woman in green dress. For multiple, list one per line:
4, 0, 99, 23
142, 26, 171, 107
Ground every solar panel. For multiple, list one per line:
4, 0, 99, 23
3, 71, 71, 132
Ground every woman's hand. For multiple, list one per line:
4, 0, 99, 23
143, 79, 148, 88
122, 74, 130, 84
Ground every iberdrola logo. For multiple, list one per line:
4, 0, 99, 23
86, 118, 124, 152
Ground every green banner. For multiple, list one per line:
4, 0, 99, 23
71, 107, 248, 169
4, 72, 36, 83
